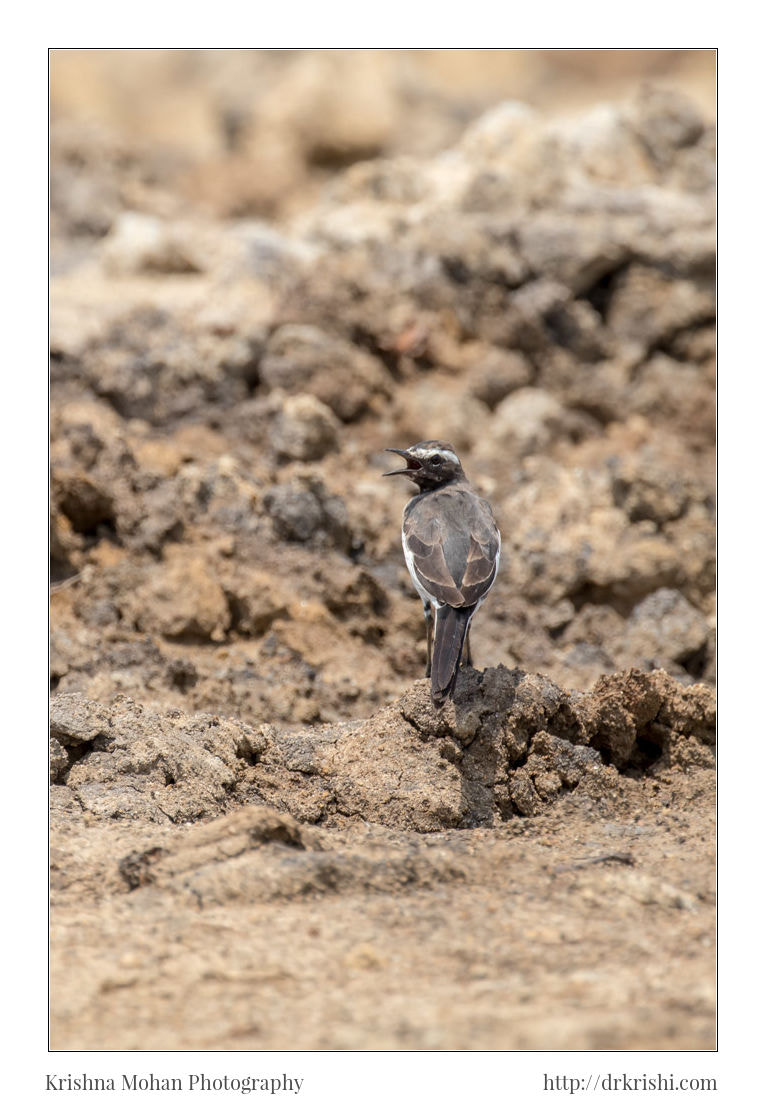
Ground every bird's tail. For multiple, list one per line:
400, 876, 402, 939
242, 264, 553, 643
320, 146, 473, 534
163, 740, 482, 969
431, 606, 474, 707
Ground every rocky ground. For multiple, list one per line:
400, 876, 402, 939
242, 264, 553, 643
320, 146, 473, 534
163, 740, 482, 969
50, 52, 716, 1050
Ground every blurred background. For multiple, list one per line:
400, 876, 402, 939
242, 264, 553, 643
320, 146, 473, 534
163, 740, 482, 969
50, 49, 716, 723
51, 49, 715, 234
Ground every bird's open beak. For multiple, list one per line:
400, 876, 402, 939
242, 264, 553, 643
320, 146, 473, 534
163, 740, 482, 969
383, 448, 422, 477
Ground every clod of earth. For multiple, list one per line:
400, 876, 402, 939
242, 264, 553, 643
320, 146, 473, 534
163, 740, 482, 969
50, 667, 714, 831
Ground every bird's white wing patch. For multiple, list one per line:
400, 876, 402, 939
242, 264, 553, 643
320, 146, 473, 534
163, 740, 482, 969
402, 525, 440, 608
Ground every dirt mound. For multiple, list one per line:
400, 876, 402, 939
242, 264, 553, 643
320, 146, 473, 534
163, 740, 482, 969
50, 667, 714, 833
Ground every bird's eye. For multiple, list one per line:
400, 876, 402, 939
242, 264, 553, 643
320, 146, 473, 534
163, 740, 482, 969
430, 454, 443, 466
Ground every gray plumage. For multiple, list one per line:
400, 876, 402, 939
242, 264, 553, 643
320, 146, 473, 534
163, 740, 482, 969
384, 441, 500, 706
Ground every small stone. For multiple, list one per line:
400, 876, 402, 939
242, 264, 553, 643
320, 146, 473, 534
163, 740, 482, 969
488, 388, 569, 457
264, 478, 350, 550
101, 212, 203, 275
467, 347, 533, 409
619, 589, 709, 672
49, 692, 113, 747
122, 551, 231, 643
49, 737, 70, 782
54, 472, 115, 533
260, 325, 390, 422
271, 393, 340, 462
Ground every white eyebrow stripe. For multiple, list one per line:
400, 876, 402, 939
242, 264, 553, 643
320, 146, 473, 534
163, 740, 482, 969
411, 446, 461, 465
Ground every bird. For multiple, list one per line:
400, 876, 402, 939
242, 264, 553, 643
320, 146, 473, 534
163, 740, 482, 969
383, 440, 500, 706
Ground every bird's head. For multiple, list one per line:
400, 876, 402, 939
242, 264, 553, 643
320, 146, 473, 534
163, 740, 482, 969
383, 441, 465, 490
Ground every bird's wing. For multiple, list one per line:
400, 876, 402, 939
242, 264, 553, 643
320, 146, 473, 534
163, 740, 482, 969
404, 521, 465, 606
403, 490, 500, 608
460, 533, 499, 604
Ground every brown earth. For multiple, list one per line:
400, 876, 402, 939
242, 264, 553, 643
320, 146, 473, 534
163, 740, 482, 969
49, 51, 716, 1051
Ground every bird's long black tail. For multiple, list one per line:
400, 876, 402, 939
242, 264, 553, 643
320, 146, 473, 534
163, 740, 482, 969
431, 605, 475, 707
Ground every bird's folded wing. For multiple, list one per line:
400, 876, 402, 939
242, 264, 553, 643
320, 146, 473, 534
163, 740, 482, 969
405, 529, 465, 606
461, 535, 498, 596
404, 521, 498, 608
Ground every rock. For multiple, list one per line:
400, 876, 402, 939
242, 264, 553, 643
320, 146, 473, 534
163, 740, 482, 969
223, 568, 291, 636
125, 480, 185, 553
172, 455, 265, 537
415, 212, 529, 289
618, 589, 710, 674
166, 657, 198, 693
466, 346, 534, 409
496, 459, 613, 603
74, 306, 263, 424
270, 393, 341, 462
100, 212, 204, 275
393, 374, 493, 454
264, 476, 350, 550
487, 387, 570, 457
53, 471, 115, 533
605, 264, 713, 353
509, 731, 604, 816
573, 669, 663, 769
50, 505, 79, 580
573, 667, 714, 771
456, 100, 538, 163
560, 603, 625, 652
50, 119, 126, 241
117, 805, 472, 908
50, 693, 267, 824
627, 355, 715, 448
260, 325, 391, 422
50, 691, 115, 746
50, 737, 71, 782
548, 101, 655, 186
654, 672, 715, 744
121, 548, 231, 642
318, 564, 390, 626
610, 447, 694, 524
626, 86, 705, 171
519, 213, 628, 296
269, 50, 398, 167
